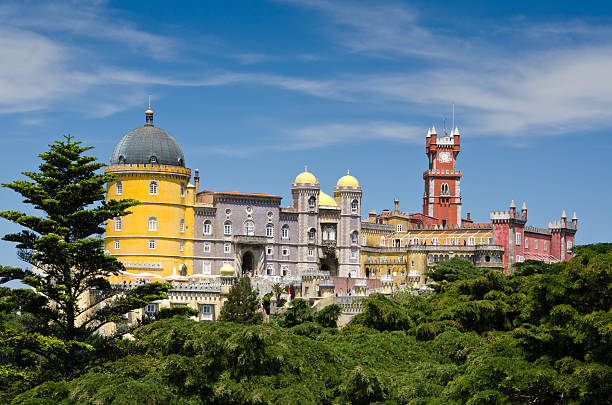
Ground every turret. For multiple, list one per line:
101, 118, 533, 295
393, 198, 400, 213
194, 168, 200, 194
510, 200, 516, 218
521, 202, 527, 221
572, 212, 578, 227
561, 209, 567, 227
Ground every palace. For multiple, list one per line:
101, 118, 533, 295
104, 108, 577, 322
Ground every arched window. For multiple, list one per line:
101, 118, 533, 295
351, 199, 358, 212
148, 216, 158, 232
266, 264, 273, 276
308, 196, 316, 208
351, 231, 358, 244
224, 221, 232, 235
441, 183, 449, 196
380, 236, 385, 246
203, 220, 212, 235
116, 180, 123, 195
245, 220, 255, 236
413, 237, 419, 245
308, 228, 316, 240
281, 224, 289, 239
149, 156, 158, 164
266, 223, 274, 237
180, 183, 186, 197
118, 155, 126, 164
149, 180, 158, 195
450, 237, 456, 246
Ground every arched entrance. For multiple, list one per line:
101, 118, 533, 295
242, 251, 254, 275
179, 264, 187, 276
365, 267, 370, 278
320, 257, 338, 276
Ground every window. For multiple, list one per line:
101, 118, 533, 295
534, 240, 538, 250
224, 243, 231, 253
282, 224, 289, 239
281, 265, 288, 276
441, 183, 450, 196
308, 247, 314, 257
380, 236, 385, 246
525, 238, 529, 249
244, 220, 255, 236
179, 240, 184, 252
350, 248, 357, 259
351, 231, 358, 244
267, 211, 273, 219
362, 235, 366, 246
266, 264, 273, 275
203, 220, 212, 235
114, 240, 120, 250
516, 233, 521, 246
149, 156, 157, 164
225, 208, 231, 215
351, 199, 358, 212
432, 237, 439, 245
144, 303, 158, 315
266, 223, 274, 238
114, 217, 122, 231
544, 241, 548, 251
199, 304, 214, 321
397, 224, 403, 232
450, 237, 456, 246
468, 236, 475, 246
203, 242, 211, 253
308, 228, 316, 240
148, 239, 156, 250
266, 246, 273, 255
567, 241, 573, 250
308, 196, 316, 208
149, 180, 158, 195
116, 180, 123, 195
148, 216, 158, 232
180, 183, 185, 197
413, 237, 419, 245
179, 218, 185, 233
245, 205, 253, 214
224, 221, 232, 235
202, 262, 211, 275
282, 247, 289, 256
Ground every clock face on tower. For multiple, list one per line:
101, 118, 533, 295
438, 151, 452, 163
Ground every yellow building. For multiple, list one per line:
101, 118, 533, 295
360, 199, 503, 287
105, 107, 195, 280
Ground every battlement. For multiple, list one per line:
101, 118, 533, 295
490, 210, 526, 222
548, 220, 577, 231
525, 225, 551, 235
436, 136, 455, 146
106, 163, 191, 177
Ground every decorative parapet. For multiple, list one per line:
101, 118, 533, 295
233, 235, 269, 245
301, 270, 331, 278
353, 279, 367, 287
490, 210, 526, 222
106, 163, 191, 177
525, 225, 551, 235
318, 279, 335, 288
121, 261, 163, 270
548, 220, 577, 231
361, 222, 394, 233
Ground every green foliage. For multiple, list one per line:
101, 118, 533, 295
157, 306, 199, 320
430, 258, 486, 283
280, 299, 314, 327
219, 276, 263, 325
313, 304, 342, 328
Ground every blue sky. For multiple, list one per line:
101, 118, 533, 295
1, 0, 611, 268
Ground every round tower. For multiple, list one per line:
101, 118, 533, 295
105, 107, 194, 279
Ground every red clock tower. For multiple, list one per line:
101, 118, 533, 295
422, 126, 462, 227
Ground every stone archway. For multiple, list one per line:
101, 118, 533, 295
179, 264, 187, 276
320, 256, 338, 276
242, 251, 254, 275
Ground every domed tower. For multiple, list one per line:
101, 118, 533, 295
334, 170, 362, 277
105, 107, 194, 279
291, 167, 321, 274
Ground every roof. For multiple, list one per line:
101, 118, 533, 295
201, 190, 282, 199
110, 125, 185, 166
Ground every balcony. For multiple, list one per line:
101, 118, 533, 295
233, 235, 268, 245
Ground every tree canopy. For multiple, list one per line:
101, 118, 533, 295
219, 276, 263, 325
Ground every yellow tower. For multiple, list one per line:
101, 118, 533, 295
105, 107, 194, 279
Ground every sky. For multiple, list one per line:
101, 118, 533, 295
1, 0, 611, 269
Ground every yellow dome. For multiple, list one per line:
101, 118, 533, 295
294, 166, 317, 185
318, 191, 337, 207
220, 263, 235, 276
336, 170, 359, 188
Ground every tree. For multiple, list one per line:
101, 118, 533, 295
314, 304, 342, 328
280, 299, 314, 327
0, 136, 169, 366
429, 258, 485, 283
218, 276, 263, 325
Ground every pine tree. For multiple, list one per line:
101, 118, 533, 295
219, 276, 263, 325
0, 135, 170, 346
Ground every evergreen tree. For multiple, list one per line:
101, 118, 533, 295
0, 135, 169, 351
218, 276, 263, 324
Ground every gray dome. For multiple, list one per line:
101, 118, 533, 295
110, 117, 185, 167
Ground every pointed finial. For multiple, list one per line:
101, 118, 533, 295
453, 126, 460, 136
572, 212, 577, 220
431, 125, 437, 134
510, 200, 516, 208
145, 96, 154, 126
347, 169, 350, 175
561, 210, 567, 219
427, 128, 431, 137
522, 202, 527, 210
304, 165, 308, 172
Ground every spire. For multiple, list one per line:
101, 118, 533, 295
561, 209, 567, 219
145, 96, 154, 126
522, 202, 527, 210
347, 169, 350, 175
431, 125, 437, 135
572, 212, 577, 220
427, 128, 431, 137
304, 165, 308, 172
510, 200, 516, 208
453, 126, 460, 136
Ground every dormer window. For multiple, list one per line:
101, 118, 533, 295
118, 156, 126, 164
149, 156, 158, 164
308, 196, 316, 208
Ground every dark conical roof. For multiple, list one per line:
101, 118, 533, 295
110, 109, 185, 167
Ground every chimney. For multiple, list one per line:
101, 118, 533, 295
467, 212, 471, 221
368, 210, 377, 223
561, 210, 567, 227
572, 212, 578, 227
510, 200, 516, 218
521, 202, 527, 221
194, 168, 200, 194
394, 198, 399, 212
